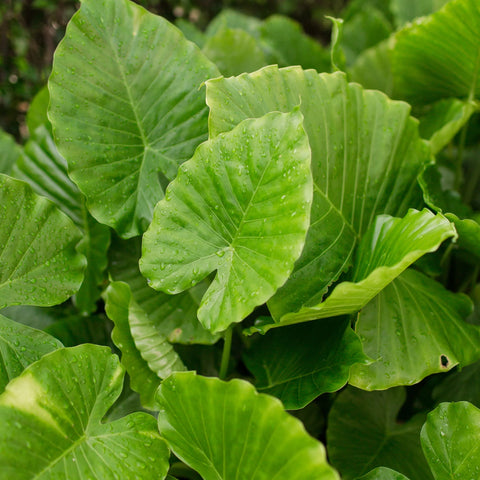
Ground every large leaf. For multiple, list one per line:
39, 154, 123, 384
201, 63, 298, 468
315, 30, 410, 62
156, 372, 340, 480
350, 269, 480, 390
0, 344, 170, 479
0, 313, 62, 394
202, 28, 266, 77
48, 0, 220, 238
255, 209, 455, 328
206, 67, 429, 324
327, 387, 433, 480
244, 317, 368, 409
140, 110, 313, 333
109, 235, 218, 344
0, 174, 85, 308
392, 0, 480, 104
421, 402, 480, 479
13, 125, 111, 313
104, 280, 185, 409
0, 130, 21, 175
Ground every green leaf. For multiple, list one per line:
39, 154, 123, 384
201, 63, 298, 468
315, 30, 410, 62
350, 269, 480, 390
392, 0, 480, 104
206, 9, 262, 39
0, 174, 86, 308
391, 0, 451, 27
260, 15, 331, 72
357, 467, 411, 480
12, 126, 111, 314
104, 280, 185, 408
349, 38, 394, 97
327, 387, 433, 480
0, 344, 170, 479
175, 18, 206, 48
421, 402, 480, 479
206, 67, 429, 325
419, 99, 478, 154
244, 317, 368, 409
109, 235, 219, 344
203, 28, 266, 77
0, 313, 62, 394
0, 130, 21, 175
141, 110, 313, 333
156, 372, 340, 480
266, 209, 455, 327
328, 17, 346, 72
49, 0, 220, 238
26, 85, 51, 136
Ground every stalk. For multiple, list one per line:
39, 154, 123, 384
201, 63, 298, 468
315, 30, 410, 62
219, 326, 233, 380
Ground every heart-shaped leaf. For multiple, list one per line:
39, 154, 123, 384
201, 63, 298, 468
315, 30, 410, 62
392, 0, 480, 104
104, 280, 185, 408
327, 387, 433, 480
349, 269, 480, 389
156, 371, 340, 480
0, 313, 62, 394
421, 401, 480, 479
206, 67, 429, 324
0, 344, 170, 479
48, 0, 220, 238
244, 317, 368, 409
0, 174, 86, 308
141, 110, 313, 333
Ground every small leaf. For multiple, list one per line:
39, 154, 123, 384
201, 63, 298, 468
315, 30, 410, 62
244, 317, 368, 409
104, 280, 185, 408
328, 17, 346, 71
0, 344, 170, 479
357, 467, 411, 480
49, 0, 220, 238
26, 86, 51, 136
0, 314, 62, 394
202, 28, 266, 77
0, 175, 86, 308
141, 110, 313, 333
156, 372, 340, 480
327, 387, 433, 480
392, 0, 480, 104
350, 269, 480, 390
0, 130, 21, 175
421, 401, 480, 479
206, 9, 262, 38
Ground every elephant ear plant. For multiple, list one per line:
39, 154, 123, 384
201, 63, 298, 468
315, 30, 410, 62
1, 0, 480, 478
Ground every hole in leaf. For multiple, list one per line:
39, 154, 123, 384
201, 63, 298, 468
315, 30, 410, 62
440, 355, 450, 368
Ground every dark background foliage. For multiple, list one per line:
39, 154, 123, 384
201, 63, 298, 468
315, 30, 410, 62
0, 0, 347, 140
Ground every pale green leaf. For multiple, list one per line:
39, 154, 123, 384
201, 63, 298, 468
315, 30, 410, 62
104, 280, 185, 409
203, 28, 266, 77
327, 387, 433, 480
328, 17, 346, 71
206, 67, 429, 325
0, 344, 170, 479
49, 0, 220, 238
421, 401, 480, 479
0, 130, 21, 175
26, 86, 51, 136
0, 175, 86, 308
392, 0, 480, 104
140, 110, 313, 333
206, 9, 262, 39
244, 316, 368, 409
350, 269, 480, 390
0, 313, 62, 394
109, 235, 219, 344
156, 372, 340, 480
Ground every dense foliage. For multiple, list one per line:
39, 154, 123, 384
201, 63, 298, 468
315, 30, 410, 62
1, 0, 480, 478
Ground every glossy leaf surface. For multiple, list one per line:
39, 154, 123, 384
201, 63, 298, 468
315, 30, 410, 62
421, 402, 480, 479
0, 344, 170, 479
327, 387, 433, 480
0, 175, 85, 308
104, 280, 185, 408
141, 110, 313, 333
49, 0, 220, 237
0, 313, 62, 394
393, 0, 480, 104
350, 269, 480, 390
157, 372, 340, 480
244, 317, 368, 409
207, 67, 429, 323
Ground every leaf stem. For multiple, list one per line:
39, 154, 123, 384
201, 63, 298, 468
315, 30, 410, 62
219, 326, 233, 380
